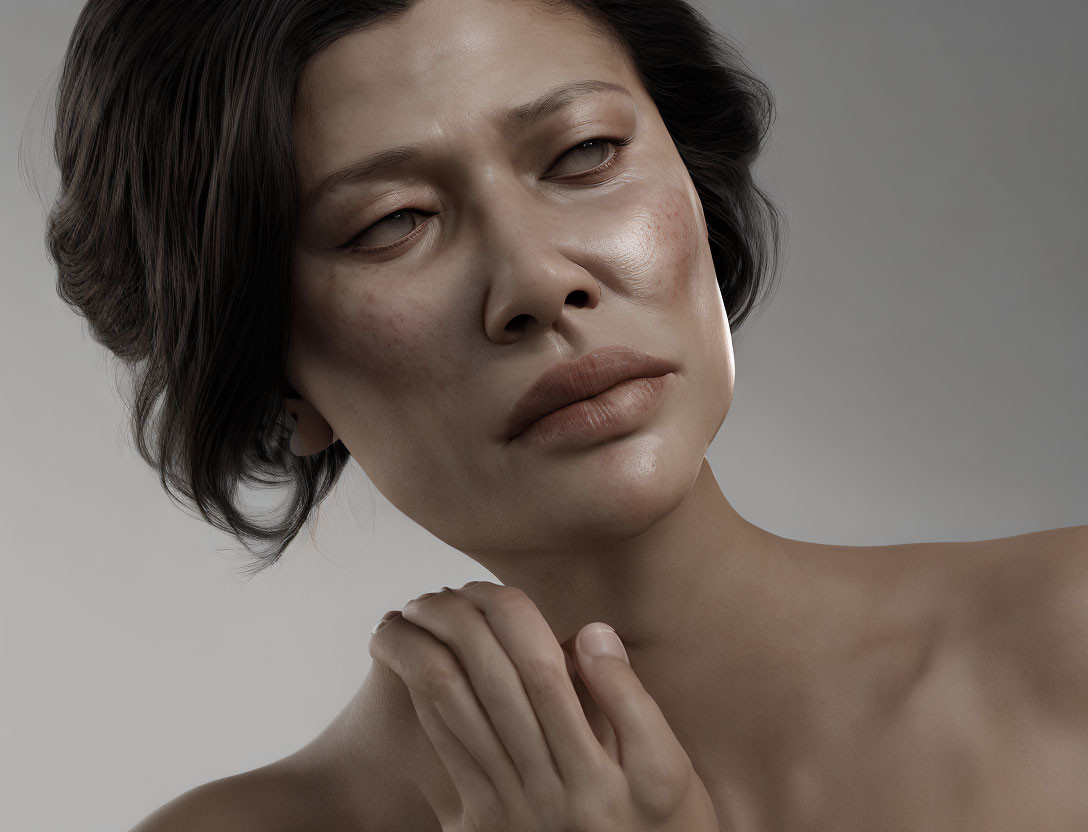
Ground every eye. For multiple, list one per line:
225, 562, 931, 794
546, 136, 631, 179
344, 136, 632, 255
345, 208, 432, 254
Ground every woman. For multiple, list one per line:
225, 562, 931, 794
46, 0, 1088, 829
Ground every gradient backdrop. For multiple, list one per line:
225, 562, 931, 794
2, 0, 1085, 829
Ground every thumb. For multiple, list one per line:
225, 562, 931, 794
574, 624, 688, 776
561, 632, 618, 758
574, 623, 631, 677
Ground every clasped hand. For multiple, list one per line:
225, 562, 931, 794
369, 580, 720, 831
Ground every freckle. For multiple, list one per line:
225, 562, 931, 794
657, 190, 699, 307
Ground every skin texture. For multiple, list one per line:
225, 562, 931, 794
266, 0, 1088, 830
279, 0, 929, 825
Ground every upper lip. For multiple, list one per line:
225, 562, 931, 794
505, 344, 677, 441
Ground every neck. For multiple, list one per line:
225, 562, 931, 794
311, 458, 883, 828
473, 458, 791, 653
467, 459, 847, 778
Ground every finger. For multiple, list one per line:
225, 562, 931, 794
368, 611, 525, 812
562, 639, 577, 682
452, 582, 612, 783
572, 664, 620, 762
560, 634, 619, 762
408, 688, 503, 830
572, 623, 691, 795
400, 588, 565, 798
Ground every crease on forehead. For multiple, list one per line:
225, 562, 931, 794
290, 0, 632, 148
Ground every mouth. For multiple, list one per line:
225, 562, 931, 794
505, 344, 679, 442
511, 373, 673, 447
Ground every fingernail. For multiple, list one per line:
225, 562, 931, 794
461, 580, 480, 589
578, 624, 629, 664
370, 610, 400, 634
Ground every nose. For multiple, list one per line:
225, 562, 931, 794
475, 179, 602, 343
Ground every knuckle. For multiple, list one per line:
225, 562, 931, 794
490, 585, 532, 617
418, 655, 463, 702
521, 649, 569, 696
629, 750, 693, 817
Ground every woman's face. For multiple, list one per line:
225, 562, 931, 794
289, 0, 734, 556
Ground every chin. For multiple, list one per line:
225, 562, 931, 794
561, 429, 705, 539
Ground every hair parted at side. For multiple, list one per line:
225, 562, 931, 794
46, 0, 784, 576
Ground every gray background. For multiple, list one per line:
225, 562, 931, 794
2, 0, 1085, 829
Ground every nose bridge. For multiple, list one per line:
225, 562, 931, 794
440, 109, 568, 257
466, 163, 557, 254
463, 163, 601, 343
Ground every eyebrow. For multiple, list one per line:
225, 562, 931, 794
302, 79, 632, 212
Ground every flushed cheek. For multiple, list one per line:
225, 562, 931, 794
607, 185, 705, 310
303, 277, 450, 390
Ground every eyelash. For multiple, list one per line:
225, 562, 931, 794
344, 136, 634, 256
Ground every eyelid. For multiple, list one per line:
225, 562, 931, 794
546, 135, 632, 179
344, 135, 633, 255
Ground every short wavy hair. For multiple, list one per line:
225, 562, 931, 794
45, 0, 784, 576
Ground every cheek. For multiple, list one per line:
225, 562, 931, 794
612, 185, 705, 309
295, 273, 442, 389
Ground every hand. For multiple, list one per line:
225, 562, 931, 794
368, 580, 720, 831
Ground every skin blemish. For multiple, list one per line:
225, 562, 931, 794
284, 0, 733, 556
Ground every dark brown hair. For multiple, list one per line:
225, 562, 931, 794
45, 0, 784, 576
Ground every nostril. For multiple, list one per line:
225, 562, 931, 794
505, 313, 531, 333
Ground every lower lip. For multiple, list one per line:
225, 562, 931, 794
513, 373, 672, 448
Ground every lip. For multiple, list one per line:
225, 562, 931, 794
505, 344, 679, 442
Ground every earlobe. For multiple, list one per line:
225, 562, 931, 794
283, 396, 337, 456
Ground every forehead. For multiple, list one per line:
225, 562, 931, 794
293, 0, 633, 196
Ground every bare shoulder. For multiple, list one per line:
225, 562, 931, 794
127, 661, 446, 831
945, 523, 1088, 725
954, 523, 1088, 633
126, 763, 329, 832
343, 659, 451, 829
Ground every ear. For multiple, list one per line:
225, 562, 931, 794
283, 395, 339, 456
